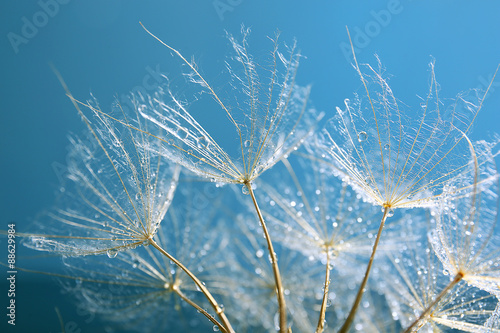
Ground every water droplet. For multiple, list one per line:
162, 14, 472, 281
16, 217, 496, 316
255, 249, 264, 258
244, 140, 250, 148
242, 186, 249, 195
387, 209, 394, 217
107, 249, 118, 258
384, 143, 390, 150
176, 127, 189, 139
213, 325, 220, 331
357, 131, 368, 142
197, 136, 208, 149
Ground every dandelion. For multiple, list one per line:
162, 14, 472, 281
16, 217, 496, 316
430, 139, 500, 300
20, 71, 234, 332
51, 184, 232, 332
310, 28, 499, 332
317, 53, 498, 212
256, 154, 408, 331
134, 24, 322, 187
8, 24, 500, 333
380, 225, 499, 332
23, 81, 180, 257
79, 23, 322, 331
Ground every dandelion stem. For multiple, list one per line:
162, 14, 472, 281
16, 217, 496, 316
247, 182, 288, 333
316, 249, 331, 333
174, 288, 227, 333
55, 307, 65, 333
339, 206, 390, 333
402, 272, 464, 333
149, 237, 234, 333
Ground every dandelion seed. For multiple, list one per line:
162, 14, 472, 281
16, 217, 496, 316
22, 80, 180, 257
56, 183, 232, 332
115, 25, 323, 332
380, 226, 499, 332
104, 26, 323, 189
430, 139, 500, 298
314, 55, 499, 210
308, 28, 499, 332
256, 154, 408, 332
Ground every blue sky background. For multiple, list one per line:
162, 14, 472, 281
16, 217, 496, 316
1, 1, 500, 332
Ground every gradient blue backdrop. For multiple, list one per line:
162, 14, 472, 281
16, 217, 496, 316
1, 1, 499, 332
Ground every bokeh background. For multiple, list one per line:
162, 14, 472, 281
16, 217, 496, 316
1, 1, 499, 332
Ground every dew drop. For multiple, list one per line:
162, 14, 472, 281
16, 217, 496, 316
197, 136, 208, 149
107, 249, 118, 258
384, 143, 390, 150
242, 186, 249, 195
176, 127, 189, 139
357, 131, 368, 142
255, 249, 264, 258
244, 140, 251, 148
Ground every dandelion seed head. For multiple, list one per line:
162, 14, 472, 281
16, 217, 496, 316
312, 57, 497, 211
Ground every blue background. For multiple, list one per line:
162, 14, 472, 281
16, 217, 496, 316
1, 1, 499, 332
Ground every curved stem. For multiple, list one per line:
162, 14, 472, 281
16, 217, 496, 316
247, 183, 287, 333
339, 206, 390, 333
55, 307, 65, 333
149, 238, 235, 333
402, 272, 464, 333
174, 288, 227, 333
316, 249, 331, 333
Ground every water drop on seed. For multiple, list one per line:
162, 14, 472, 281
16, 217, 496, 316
242, 186, 249, 195
107, 249, 118, 258
357, 131, 368, 142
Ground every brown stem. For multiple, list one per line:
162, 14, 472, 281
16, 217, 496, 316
316, 249, 331, 333
174, 288, 227, 333
247, 183, 288, 333
339, 206, 390, 333
149, 237, 234, 333
402, 272, 464, 333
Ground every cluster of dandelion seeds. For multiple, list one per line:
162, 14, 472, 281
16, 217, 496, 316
7, 25, 500, 333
